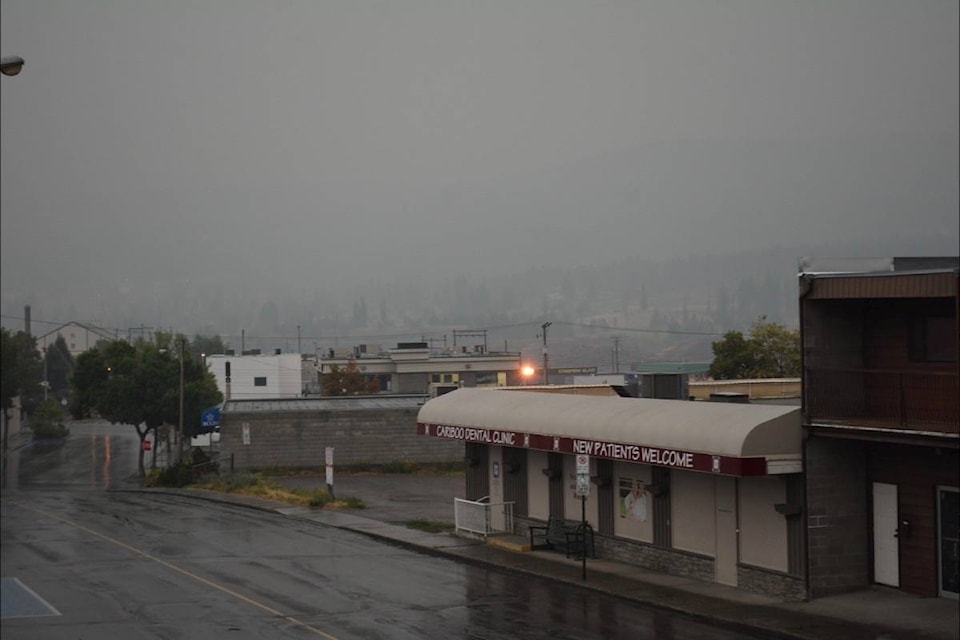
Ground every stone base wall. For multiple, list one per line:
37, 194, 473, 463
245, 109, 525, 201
739, 564, 807, 601
517, 516, 806, 601
516, 517, 713, 582
220, 408, 462, 469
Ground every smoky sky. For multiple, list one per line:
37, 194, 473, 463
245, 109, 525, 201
2, 1, 958, 324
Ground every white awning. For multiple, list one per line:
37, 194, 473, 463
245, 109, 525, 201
418, 388, 802, 475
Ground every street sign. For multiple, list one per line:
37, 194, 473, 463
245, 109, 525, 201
576, 454, 590, 474
575, 454, 590, 497
201, 405, 221, 429
551, 367, 598, 376
325, 447, 334, 486
575, 474, 590, 497
242, 423, 251, 445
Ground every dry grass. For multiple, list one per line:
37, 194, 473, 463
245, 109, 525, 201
256, 462, 466, 478
195, 474, 364, 510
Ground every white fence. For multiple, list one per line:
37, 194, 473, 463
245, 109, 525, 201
454, 497, 515, 537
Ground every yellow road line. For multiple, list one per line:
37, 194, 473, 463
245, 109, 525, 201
7, 501, 340, 640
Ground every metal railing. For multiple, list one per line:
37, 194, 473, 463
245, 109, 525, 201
454, 497, 515, 537
805, 368, 959, 432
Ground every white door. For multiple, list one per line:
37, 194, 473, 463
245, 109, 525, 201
715, 476, 738, 586
488, 447, 505, 530
873, 482, 900, 587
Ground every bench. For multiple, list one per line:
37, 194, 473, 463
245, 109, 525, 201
529, 516, 596, 560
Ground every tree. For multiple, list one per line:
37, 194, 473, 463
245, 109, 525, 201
352, 297, 368, 327
191, 334, 225, 360
44, 335, 74, 401
709, 331, 757, 380
749, 316, 801, 378
1, 328, 43, 451
70, 347, 111, 420
70, 335, 222, 477
709, 317, 800, 380
321, 359, 380, 396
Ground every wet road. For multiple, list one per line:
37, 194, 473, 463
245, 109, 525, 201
2, 423, 757, 639
2, 420, 142, 491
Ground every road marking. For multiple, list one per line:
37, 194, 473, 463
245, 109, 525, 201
7, 501, 341, 640
1, 577, 62, 619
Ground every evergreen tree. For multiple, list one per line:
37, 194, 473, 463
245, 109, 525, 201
45, 335, 74, 400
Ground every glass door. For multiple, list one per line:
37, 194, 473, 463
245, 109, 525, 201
939, 486, 959, 598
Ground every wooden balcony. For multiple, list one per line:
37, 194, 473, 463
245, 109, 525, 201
804, 368, 959, 434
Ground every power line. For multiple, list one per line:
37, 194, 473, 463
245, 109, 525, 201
553, 320, 723, 337
2, 313, 726, 348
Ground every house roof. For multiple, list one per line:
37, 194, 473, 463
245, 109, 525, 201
800, 269, 958, 299
34, 321, 115, 342
417, 388, 802, 476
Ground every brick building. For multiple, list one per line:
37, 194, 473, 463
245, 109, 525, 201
800, 257, 959, 599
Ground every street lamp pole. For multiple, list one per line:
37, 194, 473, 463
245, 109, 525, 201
540, 322, 552, 385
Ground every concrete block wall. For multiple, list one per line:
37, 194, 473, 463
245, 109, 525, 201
220, 408, 463, 470
805, 436, 869, 596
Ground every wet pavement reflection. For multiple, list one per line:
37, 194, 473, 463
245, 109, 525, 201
2, 420, 141, 491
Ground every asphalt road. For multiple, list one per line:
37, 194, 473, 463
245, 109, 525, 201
2, 421, 757, 639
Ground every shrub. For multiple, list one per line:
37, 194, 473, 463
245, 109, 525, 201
154, 461, 194, 487
148, 449, 220, 488
29, 400, 70, 440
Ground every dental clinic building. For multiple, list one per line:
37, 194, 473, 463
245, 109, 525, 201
418, 388, 806, 599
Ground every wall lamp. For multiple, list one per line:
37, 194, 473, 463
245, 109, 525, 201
1, 56, 25, 77
774, 503, 802, 517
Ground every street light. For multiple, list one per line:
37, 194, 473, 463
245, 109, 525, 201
521, 365, 536, 385
0, 56, 25, 77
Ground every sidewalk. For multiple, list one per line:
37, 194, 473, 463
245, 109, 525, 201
133, 481, 958, 640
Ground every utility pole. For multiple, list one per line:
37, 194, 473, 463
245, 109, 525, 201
612, 336, 621, 373
540, 322, 552, 385
42, 346, 49, 402
297, 325, 301, 355
178, 337, 185, 464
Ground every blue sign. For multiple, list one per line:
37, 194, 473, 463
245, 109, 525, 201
201, 405, 221, 430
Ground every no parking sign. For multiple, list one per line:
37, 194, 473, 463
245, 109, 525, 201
575, 454, 590, 497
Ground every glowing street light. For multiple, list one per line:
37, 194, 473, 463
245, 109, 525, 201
521, 365, 536, 385
0, 56, 25, 77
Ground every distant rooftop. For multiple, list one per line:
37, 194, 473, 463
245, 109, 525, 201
799, 256, 959, 275
224, 395, 427, 413
632, 362, 712, 375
